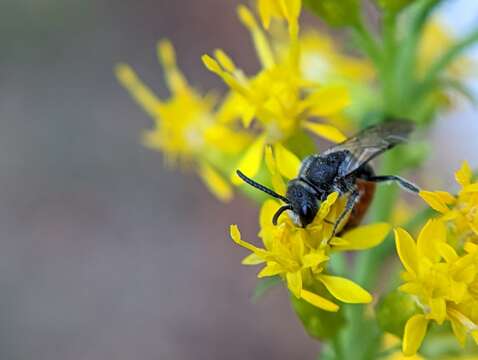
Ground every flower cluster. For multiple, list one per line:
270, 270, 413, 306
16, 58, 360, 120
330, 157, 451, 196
395, 220, 478, 356
231, 148, 390, 311
202, 4, 349, 182
420, 161, 478, 245
116, 0, 478, 358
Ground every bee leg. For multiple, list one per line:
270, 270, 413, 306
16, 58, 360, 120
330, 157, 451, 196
366, 175, 420, 193
329, 189, 359, 241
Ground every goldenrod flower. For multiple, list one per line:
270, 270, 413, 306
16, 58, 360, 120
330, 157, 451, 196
116, 40, 250, 201
394, 221, 478, 356
420, 161, 478, 244
202, 6, 349, 182
230, 148, 390, 311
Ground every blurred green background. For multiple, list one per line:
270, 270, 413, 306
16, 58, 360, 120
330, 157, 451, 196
0, 0, 476, 359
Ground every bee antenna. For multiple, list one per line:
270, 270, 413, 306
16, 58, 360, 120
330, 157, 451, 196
272, 205, 293, 225
236, 170, 290, 204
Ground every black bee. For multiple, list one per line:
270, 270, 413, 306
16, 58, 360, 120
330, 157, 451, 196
237, 120, 419, 237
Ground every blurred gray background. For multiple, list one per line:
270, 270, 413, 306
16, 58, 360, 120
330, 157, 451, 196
0, 0, 476, 359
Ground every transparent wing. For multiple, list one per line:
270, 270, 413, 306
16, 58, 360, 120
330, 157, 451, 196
323, 120, 414, 177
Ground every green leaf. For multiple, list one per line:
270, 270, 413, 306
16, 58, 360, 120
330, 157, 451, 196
251, 276, 282, 303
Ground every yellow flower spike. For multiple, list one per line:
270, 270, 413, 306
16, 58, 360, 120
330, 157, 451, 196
232, 134, 267, 184
303, 122, 347, 143
456, 160, 472, 187
335, 223, 391, 251
402, 314, 429, 356
213, 49, 237, 74
300, 289, 339, 312
317, 275, 372, 304
394, 228, 419, 276
115, 63, 163, 119
238, 5, 275, 69
198, 162, 233, 202
273, 143, 301, 179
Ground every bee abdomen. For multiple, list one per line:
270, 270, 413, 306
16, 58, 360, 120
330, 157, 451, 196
342, 180, 376, 232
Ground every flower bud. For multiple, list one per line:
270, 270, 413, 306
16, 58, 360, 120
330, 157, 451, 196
376, 290, 420, 337
290, 282, 345, 340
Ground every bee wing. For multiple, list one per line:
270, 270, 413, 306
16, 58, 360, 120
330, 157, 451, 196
323, 120, 414, 177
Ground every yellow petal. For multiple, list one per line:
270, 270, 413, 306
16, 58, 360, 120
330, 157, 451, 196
394, 228, 419, 276
317, 192, 339, 220
462, 183, 478, 193
337, 223, 391, 251
273, 143, 301, 179
437, 242, 458, 263
265, 146, 287, 194
198, 162, 233, 202
455, 160, 472, 187
419, 191, 454, 213
237, 5, 275, 69
416, 219, 446, 261
115, 63, 163, 119
286, 271, 303, 298
317, 275, 372, 304
157, 39, 187, 94
302, 252, 328, 268
449, 313, 467, 346
403, 314, 429, 356
303, 121, 347, 143
213, 49, 237, 73
230, 225, 270, 260
305, 86, 350, 117
242, 253, 265, 265
429, 297, 446, 324
257, 0, 273, 29
300, 289, 339, 312
232, 135, 266, 184
258, 262, 283, 277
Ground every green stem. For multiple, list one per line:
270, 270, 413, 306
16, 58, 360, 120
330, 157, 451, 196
351, 20, 382, 68
414, 27, 478, 101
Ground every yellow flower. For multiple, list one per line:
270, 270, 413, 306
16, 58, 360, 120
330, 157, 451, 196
202, 6, 349, 182
394, 221, 478, 356
116, 40, 250, 201
420, 161, 478, 244
230, 148, 390, 311
298, 30, 375, 84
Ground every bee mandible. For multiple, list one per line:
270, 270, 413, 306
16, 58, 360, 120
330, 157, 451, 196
237, 120, 420, 237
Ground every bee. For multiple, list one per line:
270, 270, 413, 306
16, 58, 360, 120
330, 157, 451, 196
237, 120, 419, 237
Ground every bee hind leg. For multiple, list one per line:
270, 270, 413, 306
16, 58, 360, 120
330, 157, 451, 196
366, 175, 420, 193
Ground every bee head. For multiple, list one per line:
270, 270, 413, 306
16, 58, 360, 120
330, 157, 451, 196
285, 180, 319, 227
235, 170, 319, 228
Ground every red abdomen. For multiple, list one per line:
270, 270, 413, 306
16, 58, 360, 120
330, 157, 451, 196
343, 180, 376, 231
